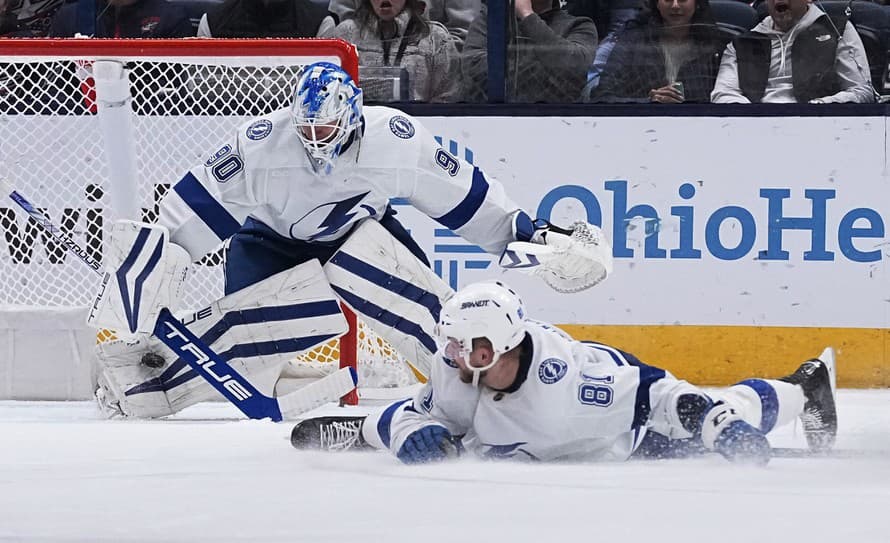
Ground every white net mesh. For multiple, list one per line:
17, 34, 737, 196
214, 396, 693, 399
0, 39, 414, 392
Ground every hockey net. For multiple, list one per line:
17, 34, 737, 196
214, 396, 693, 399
0, 39, 416, 401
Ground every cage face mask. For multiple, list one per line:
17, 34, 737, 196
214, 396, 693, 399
291, 62, 363, 175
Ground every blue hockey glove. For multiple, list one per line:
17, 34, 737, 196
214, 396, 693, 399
713, 420, 771, 466
397, 425, 458, 464
701, 402, 770, 466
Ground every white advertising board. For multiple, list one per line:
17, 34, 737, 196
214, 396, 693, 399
399, 116, 888, 329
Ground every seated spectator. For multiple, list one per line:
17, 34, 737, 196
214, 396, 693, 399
329, 0, 478, 50
321, 0, 460, 102
1, 0, 64, 36
49, 0, 193, 38
462, 0, 598, 103
711, 0, 875, 103
590, 0, 725, 103
568, 0, 645, 95
197, 0, 334, 38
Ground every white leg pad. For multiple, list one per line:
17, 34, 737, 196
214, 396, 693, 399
323, 220, 454, 379
93, 259, 348, 418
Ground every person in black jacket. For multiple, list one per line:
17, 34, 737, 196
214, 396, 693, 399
589, 0, 726, 103
196, 0, 334, 38
48, 0, 192, 38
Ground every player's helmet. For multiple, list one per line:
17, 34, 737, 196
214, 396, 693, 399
291, 62, 363, 175
436, 281, 527, 385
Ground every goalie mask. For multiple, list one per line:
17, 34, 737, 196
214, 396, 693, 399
436, 281, 527, 387
291, 62, 363, 175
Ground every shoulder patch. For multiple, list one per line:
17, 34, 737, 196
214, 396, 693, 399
389, 115, 415, 139
442, 356, 459, 369
246, 119, 273, 141
538, 358, 568, 384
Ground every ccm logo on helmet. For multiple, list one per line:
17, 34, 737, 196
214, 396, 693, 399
461, 299, 491, 309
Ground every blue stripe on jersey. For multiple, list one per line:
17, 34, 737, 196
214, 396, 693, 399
173, 172, 241, 241
378, 399, 412, 449
735, 379, 779, 432
328, 252, 442, 322
584, 342, 667, 429
434, 166, 490, 231
332, 286, 439, 354
124, 300, 343, 395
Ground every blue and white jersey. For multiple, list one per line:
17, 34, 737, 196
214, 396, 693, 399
369, 321, 673, 462
158, 105, 523, 260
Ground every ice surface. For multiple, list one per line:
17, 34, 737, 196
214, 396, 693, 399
1, 390, 889, 542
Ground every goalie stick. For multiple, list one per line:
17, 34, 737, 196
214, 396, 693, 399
2, 179, 357, 421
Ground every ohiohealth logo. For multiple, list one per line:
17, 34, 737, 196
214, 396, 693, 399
536, 181, 886, 263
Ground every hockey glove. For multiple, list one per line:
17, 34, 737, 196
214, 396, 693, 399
397, 424, 458, 464
701, 402, 770, 466
500, 213, 613, 293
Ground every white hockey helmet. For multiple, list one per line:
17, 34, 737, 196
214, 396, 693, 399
291, 62, 363, 175
436, 281, 527, 385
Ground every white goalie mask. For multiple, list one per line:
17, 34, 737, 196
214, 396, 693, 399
291, 62, 363, 175
436, 281, 528, 386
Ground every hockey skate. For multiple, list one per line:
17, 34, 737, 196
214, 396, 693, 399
779, 347, 838, 452
290, 416, 372, 452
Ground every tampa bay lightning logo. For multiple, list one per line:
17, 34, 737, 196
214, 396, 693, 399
246, 119, 273, 141
538, 358, 568, 384
481, 442, 535, 459
389, 115, 415, 139
290, 192, 377, 241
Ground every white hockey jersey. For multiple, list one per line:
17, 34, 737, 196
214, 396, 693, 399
371, 321, 679, 462
157, 105, 524, 260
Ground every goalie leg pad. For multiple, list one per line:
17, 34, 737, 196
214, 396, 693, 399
93, 260, 348, 418
323, 220, 455, 379
87, 220, 190, 338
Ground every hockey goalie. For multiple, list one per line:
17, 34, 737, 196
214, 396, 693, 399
86, 62, 613, 419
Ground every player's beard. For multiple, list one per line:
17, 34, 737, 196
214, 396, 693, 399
459, 368, 486, 384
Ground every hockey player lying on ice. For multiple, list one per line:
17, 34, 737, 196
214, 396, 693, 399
291, 281, 838, 466
86, 62, 611, 419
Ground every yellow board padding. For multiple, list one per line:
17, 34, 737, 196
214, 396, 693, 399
558, 324, 890, 389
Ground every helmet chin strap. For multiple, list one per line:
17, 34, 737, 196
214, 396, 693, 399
469, 351, 502, 388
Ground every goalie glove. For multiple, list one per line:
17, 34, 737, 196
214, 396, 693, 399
499, 213, 613, 293
86, 220, 190, 339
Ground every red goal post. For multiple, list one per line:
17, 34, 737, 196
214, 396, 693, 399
0, 38, 411, 402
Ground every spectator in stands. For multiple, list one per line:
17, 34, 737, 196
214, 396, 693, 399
1, 0, 64, 36
462, 0, 598, 103
590, 0, 725, 103
568, 0, 645, 96
196, 0, 335, 38
711, 0, 875, 103
321, 0, 461, 102
49, 0, 193, 38
329, 0, 479, 50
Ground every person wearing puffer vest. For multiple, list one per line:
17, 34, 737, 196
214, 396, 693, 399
711, 0, 874, 104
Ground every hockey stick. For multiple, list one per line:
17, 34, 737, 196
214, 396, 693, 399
2, 180, 357, 421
